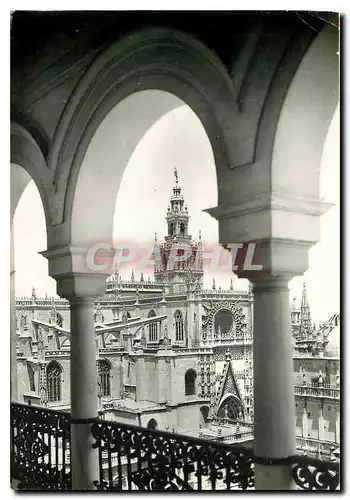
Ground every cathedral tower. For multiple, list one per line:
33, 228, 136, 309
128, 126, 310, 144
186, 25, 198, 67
153, 168, 203, 293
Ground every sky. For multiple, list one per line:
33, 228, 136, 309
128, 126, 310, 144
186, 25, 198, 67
13, 103, 339, 325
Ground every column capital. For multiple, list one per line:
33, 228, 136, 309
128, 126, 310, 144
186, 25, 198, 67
41, 244, 112, 300
55, 274, 107, 301
206, 192, 331, 280
234, 238, 311, 281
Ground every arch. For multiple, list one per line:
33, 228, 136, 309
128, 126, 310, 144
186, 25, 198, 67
147, 418, 158, 431
200, 405, 210, 424
185, 369, 197, 396
174, 310, 184, 342
11, 123, 54, 228
180, 222, 185, 235
51, 28, 238, 250
98, 359, 111, 397
148, 309, 158, 342
218, 394, 244, 421
271, 25, 339, 200
46, 360, 62, 402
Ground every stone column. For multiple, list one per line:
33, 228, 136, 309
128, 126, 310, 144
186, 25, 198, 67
318, 404, 324, 441
251, 276, 296, 490
69, 296, 99, 490
302, 405, 308, 438
10, 227, 18, 402
51, 272, 108, 491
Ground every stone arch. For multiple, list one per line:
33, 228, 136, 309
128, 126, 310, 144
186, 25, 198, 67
50, 28, 238, 252
185, 368, 197, 396
11, 123, 54, 228
271, 24, 339, 201
147, 418, 158, 431
218, 393, 244, 421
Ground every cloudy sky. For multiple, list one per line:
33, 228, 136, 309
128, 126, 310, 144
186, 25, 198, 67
13, 103, 339, 325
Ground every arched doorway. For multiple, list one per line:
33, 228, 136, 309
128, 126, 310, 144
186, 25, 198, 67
217, 395, 244, 421
147, 418, 158, 431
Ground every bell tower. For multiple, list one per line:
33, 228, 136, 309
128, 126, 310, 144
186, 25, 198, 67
154, 168, 203, 293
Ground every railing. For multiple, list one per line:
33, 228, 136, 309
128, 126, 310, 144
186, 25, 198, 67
295, 385, 340, 399
11, 403, 340, 491
11, 403, 71, 490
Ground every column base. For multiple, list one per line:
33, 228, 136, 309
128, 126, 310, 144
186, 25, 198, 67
255, 464, 296, 490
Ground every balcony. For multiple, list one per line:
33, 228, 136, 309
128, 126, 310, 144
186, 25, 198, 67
295, 385, 340, 399
11, 403, 340, 491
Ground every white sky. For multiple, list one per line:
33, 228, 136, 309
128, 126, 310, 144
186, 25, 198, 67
13, 104, 339, 325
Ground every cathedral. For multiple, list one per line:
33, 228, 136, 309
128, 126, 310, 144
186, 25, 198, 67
15, 169, 339, 457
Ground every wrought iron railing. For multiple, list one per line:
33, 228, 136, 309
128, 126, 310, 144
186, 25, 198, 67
91, 419, 254, 490
11, 403, 340, 491
11, 403, 71, 490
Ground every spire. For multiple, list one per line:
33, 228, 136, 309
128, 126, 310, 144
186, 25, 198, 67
300, 281, 312, 339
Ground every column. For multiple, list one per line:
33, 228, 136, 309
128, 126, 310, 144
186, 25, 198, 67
10, 227, 18, 402
251, 276, 296, 490
318, 404, 324, 441
69, 296, 99, 490
302, 404, 308, 438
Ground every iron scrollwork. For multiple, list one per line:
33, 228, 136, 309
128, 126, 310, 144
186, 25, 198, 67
291, 457, 340, 490
91, 419, 255, 491
11, 403, 71, 490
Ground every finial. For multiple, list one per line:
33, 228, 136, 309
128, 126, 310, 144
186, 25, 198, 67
32, 287, 36, 299
212, 278, 216, 291
230, 279, 233, 291
140, 272, 144, 282
199, 230, 202, 241
154, 232, 158, 243
131, 269, 135, 282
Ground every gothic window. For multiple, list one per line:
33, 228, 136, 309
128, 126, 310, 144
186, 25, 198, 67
28, 364, 35, 392
185, 369, 197, 396
47, 361, 62, 402
99, 359, 111, 397
148, 310, 158, 342
57, 313, 63, 327
147, 418, 158, 430
175, 310, 184, 342
170, 223, 174, 236
127, 312, 131, 319
180, 222, 185, 235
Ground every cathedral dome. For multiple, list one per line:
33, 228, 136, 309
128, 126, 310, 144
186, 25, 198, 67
324, 324, 340, 357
